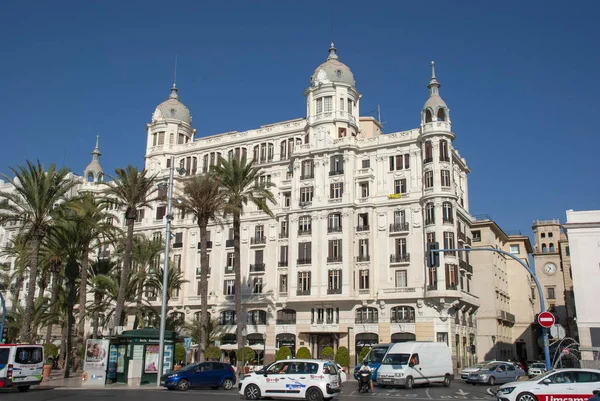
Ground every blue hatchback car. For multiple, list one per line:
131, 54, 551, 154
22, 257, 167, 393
160, 362, 236, 391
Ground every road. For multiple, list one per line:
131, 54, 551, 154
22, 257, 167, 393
0, 379, 497, 401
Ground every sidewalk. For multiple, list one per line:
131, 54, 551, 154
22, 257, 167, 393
39, 370, 163, 390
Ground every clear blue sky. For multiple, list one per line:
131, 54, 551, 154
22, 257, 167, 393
1, 0, 598, 238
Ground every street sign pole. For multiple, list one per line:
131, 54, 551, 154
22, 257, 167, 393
432, 247, 552, 371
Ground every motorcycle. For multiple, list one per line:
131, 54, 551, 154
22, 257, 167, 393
358, 370, 372, 393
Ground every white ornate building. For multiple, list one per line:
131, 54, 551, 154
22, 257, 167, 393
139, 43, 479, 365
0, 43, 480, 366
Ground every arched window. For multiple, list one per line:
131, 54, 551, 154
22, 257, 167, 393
355, 307, 378, 324
425, 109, 433, 123
193, 311, 211, 321
439, 140, 449, 161
87, 172, 94, 182
425, 202, 435, 225
549, 243, 555, 252
276, 309, 296, 324
247, 309, 267, 325
442, 202, 453, 223
437, 108, 446, 121
425, 141, 433, 163
541, 243, 547, 253
220, 310, 236, 325
390, 306, 415, 323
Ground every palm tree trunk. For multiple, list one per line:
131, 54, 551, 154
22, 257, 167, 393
58, 322, 67, 369
63, 276, 76, 379
233, 212, 244, 370
77, 248, 90, 346
11, 272, 24, 314
20, 234, 43, 342
114, 219, 135, 327
92, 292, 102, 339
199, 219, 210, 362
45, 271, 62, 343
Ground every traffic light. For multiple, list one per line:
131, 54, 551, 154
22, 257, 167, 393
426, 242, 440, 268
1, 326, 8, 344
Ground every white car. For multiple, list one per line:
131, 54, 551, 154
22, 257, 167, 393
336, 364, 347, 383
496, 368, 600, 401
239, 359, 341, 401
528, 363, 547, 378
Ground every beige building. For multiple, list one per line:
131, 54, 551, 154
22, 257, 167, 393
470, 216, 537, 364
532, 220, 577, 339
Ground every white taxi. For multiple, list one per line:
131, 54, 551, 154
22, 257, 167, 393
496, 368, 600, 401
239, 359, 341, 401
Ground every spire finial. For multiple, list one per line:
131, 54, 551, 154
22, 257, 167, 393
95, 135, 99, 150
91, 135, 101, 160
427, 61, 440, 96
328, 42, 338, 60
169, 54, 179, 100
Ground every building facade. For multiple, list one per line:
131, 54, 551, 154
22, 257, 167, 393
1, 44, 480, 366
563, 209, 600, 367
470, 216, 537, 364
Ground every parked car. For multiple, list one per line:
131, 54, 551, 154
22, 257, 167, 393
336, 364, 347, 384
461, 363, 486, 380
527, 363, 547, 377
239, 359, 341, 400
160, 362, 236, 391
466, 362, 525, 386
497, 369, 600, 401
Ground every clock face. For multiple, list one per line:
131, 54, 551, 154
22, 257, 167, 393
543, 263, 557, 275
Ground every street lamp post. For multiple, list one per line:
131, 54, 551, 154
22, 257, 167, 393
240, 328, 247, 379
347, 327, 353, 370
156, 156, 185, 386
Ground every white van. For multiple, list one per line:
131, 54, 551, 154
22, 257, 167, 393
376, 341, 453, 389
0, 344, 44, 392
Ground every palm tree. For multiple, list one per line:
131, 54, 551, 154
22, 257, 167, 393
103, 165, 158, 326
185, 316, 222, 355
68, 193, 120, 348
39, 232, 66, 344
88, 259, 118, 338
0, 160, 75, 342
0, 233, 30, 313
213, 157, 275, 362
180, 172, 227, 361
129, 235, 164, 329
145, 263, 188, 305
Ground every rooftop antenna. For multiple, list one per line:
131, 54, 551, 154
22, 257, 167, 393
369, 105, 386, 126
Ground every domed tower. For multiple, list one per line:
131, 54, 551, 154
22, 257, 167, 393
83, 135, 104, 183
419, 62, 459, 294
145, 84, 196, 169
304, 43, 360, 146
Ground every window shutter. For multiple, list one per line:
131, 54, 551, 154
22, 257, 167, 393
389, 156, 394, 171
340, 183, 344, 194
330, 156, 335, 173
307, 242, 312, 259
404, 154, 410, 169
330, 184, 334, 198
445, 264, 450, 283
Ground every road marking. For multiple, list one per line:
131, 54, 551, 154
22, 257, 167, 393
426, 387, 433, 399
457, 389, 470, 396
486, 388, 496, 396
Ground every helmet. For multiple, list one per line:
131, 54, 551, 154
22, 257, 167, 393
363, 360, 368, 366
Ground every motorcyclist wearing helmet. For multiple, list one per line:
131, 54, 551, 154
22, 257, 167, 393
358, 360, 374, 392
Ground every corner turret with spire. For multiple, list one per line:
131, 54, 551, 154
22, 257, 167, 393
84, 135, 104, 183
422, 61, 450, 127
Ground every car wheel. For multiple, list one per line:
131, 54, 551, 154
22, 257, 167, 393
517, 392, 538, 401
306, 387, 324, 401
177, 379, 190, 391
404, 376, 414, 389
245, 384, 261, 400
222, 378, 234, 390
488, 376, 496, 386
17, 386, 30, 392
443, 375, 451, 387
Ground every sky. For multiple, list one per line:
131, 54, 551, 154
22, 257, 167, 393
1, 0, 598, 239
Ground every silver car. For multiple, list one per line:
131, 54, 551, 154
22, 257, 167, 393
466, 362, 525, 386
527, 362, 547, 377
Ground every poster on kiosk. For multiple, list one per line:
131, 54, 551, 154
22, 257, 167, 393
82, 339, 110, 386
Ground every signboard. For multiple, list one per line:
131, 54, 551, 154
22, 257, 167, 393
144, 345, 159, 373
82, 339, 110, 387
550, 324, 566, 340
107, 344, 118, 381
184, 337, 192, 351
538, 311, 555, 328
387, 193, 402, 199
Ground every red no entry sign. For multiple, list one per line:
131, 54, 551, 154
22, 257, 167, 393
538, 311, 555, 328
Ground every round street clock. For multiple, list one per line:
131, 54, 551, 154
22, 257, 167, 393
543, 262, 557, 275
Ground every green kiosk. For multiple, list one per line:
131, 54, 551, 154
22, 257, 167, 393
108, 328, 179, 385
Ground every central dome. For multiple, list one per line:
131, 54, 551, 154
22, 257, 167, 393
310, 43, 355, 87
152, 85, 192, 125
